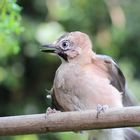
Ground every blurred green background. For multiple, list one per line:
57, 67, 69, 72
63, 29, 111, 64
0, 0, 140, 139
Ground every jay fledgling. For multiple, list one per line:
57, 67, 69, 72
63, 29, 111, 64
41, 31, 140, 140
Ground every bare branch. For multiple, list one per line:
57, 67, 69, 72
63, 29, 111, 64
0, 106, 140, 136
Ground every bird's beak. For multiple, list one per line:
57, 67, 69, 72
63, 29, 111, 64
40, 44, 68, 61
40, 44, 57, 53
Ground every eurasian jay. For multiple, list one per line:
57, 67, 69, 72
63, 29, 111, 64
41, 31, 140, 140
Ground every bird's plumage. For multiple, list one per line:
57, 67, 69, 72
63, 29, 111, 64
53, 54, 123, 111
42, 31, 139, 140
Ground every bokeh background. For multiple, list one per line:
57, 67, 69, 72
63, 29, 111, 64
0, 0, 140, 139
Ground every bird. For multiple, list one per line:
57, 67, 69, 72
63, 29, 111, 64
41, 31, 140, 140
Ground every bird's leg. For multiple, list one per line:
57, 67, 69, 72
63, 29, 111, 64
96, 104, 109, 118
45, 90, 61, 118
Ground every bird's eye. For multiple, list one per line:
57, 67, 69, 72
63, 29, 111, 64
61, 41, 69, 50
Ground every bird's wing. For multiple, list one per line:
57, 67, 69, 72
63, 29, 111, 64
96, 54, 136, 106
51, 88, 65, 111
96, 54, 125, 93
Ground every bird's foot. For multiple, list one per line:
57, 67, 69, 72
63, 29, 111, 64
96, 104, 109, 118
45, 107, 60, 118
46, 107, 60, 115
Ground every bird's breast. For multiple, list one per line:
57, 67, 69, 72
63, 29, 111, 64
54, 63, 83, 89
53, 63, 123, 111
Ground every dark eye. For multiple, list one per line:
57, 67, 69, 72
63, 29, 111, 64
62, 41, 69, 48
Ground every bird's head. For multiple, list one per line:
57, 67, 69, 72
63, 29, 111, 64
41, 31, 94, 62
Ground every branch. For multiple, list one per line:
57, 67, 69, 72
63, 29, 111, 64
0, 106, 140, 136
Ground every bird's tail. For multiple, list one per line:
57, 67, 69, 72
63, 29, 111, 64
88, 128, 140, 140
123, 86, 138, 106
124, 128, 140, 140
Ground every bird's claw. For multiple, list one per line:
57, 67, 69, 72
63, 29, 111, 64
96, 104, 109, 118
45, 107, 60, 118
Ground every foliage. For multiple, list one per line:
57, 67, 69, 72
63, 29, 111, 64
0, 0, 23, 58
0, 0, 23, 91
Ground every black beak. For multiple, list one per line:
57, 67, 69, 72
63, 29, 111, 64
40, 44, 68, 61
40, 44, 57, 53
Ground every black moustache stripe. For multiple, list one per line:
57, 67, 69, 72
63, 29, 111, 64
58, 52, 68, 61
